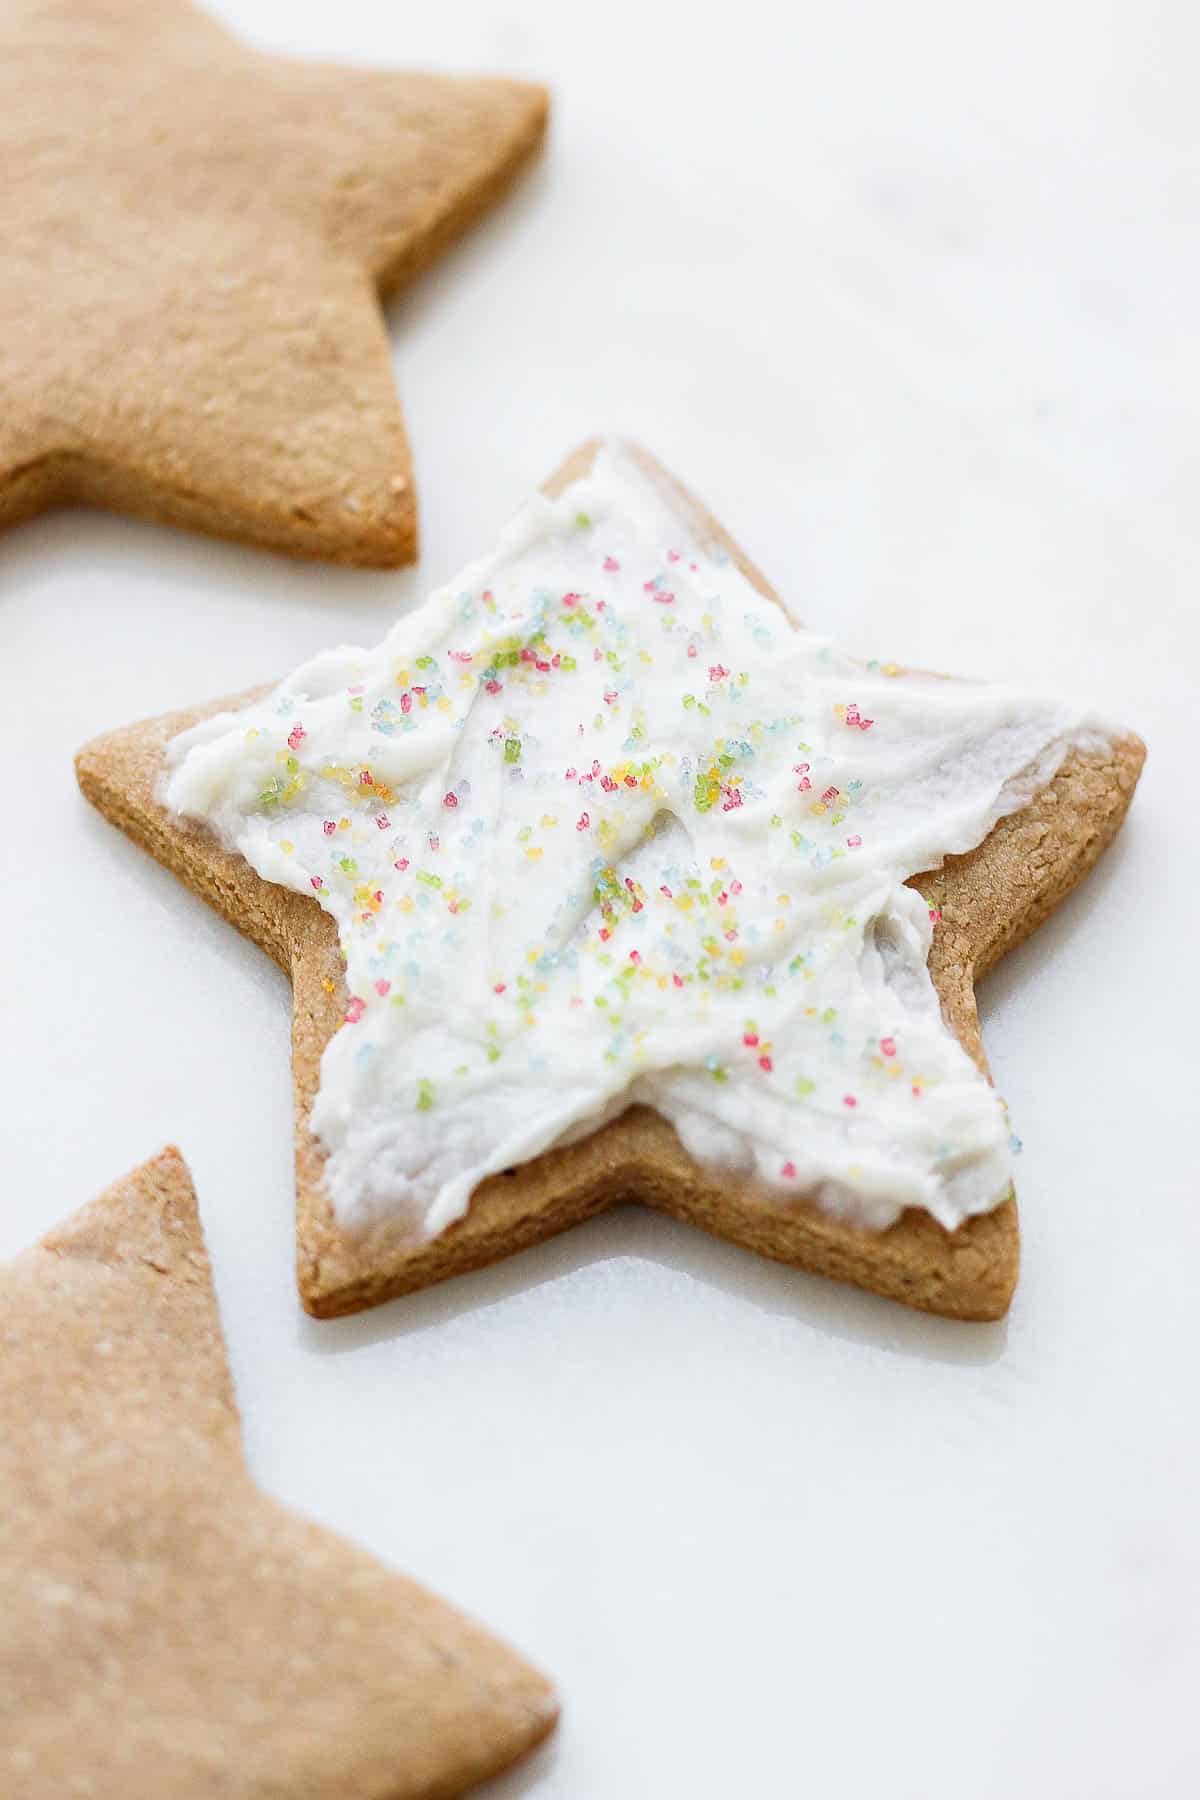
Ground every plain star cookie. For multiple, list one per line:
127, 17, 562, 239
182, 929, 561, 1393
0, 0, 547, 563
0, 1147, 557, 1798
76, 443, 1145, 1322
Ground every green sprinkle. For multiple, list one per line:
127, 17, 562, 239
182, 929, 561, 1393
416, 1078, 435, 1112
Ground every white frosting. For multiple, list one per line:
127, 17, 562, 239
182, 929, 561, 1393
166, 445, 1111, 1240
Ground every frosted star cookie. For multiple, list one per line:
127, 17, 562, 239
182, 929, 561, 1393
77, 444, 1144, 1320
0, 0, 547, 564
0, 1148, 557, 1797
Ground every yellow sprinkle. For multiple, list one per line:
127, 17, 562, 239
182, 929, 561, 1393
540, 814, 558, 829
883, 662, 899, 677
525, 846, 543, 860
281, 840, 294, 855
321, 978, 335, 993
710, 857, 727, 871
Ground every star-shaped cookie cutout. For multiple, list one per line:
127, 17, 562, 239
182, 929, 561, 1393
0, 1147, 556, 1796
0, 0, 547, 563
76, 445, 1144, 1322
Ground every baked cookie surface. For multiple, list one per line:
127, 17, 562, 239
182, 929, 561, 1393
76, 444, 1144, 1321
0, 1147, 557, 1797
0, 0, 548, 563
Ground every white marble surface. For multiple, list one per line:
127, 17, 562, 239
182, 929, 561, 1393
2, 2, 1196, 1794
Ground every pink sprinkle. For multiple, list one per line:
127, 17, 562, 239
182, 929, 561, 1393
652, 591, 675, 605
743, 1032, 759, 1047
375, 814, 390, 830
673, 973, 684, 987
562, 591, 580, 607
576, 812, 591, 831
687, 643, 698, 659
322, 820, 336, 837
929, 906, 942, 923
603, 556, 620, 572
287, 724, 305, 750
596, 600, 606, 612
843, 1095, 857, 1108
731, 880, 743, 896
347, 685, 364, 696
535, 659, 551, 673
310, 876, 324, 890
912, 1084, 922, 1098
781, 1161, 797, 1179
847, 834, 862, 849
449, 649, 473, 663
667, 549, 681, 562
603, 690, 618, 705
660, 884, 673, 898
599, 927, 611, 942
375, 979, 391, 997
708, 664, 729, 682
593, 647, 603, 662
400, 692, 412, 713
624, 774, 638, 788
484, 679, 502, 695
759, 1055, 773, 1073
821, 786, 839, 805
629, 950, 641, 965
359, 770, 373, 786
494, 983, 506, 994
721, 790, 743, 812
881, 1037, 897, 1057
443, 791, 459, 809
394, 857, 409, 871
858, 717, 874, 731
600, 774, 618, 793
565, 766, 577, 780
345, 997, 366, 1024
632, 899, 644, 913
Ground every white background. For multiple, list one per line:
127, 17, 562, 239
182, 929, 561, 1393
2, 2, 1197, 1794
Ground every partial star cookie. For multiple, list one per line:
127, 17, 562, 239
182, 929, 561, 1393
0, 1147, 556, 1797
76, 445, 1144, 1321
0, 0, 547, 563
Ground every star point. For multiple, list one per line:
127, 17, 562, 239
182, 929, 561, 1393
0, 0, 548, 562
0, 1147, 557, 1796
